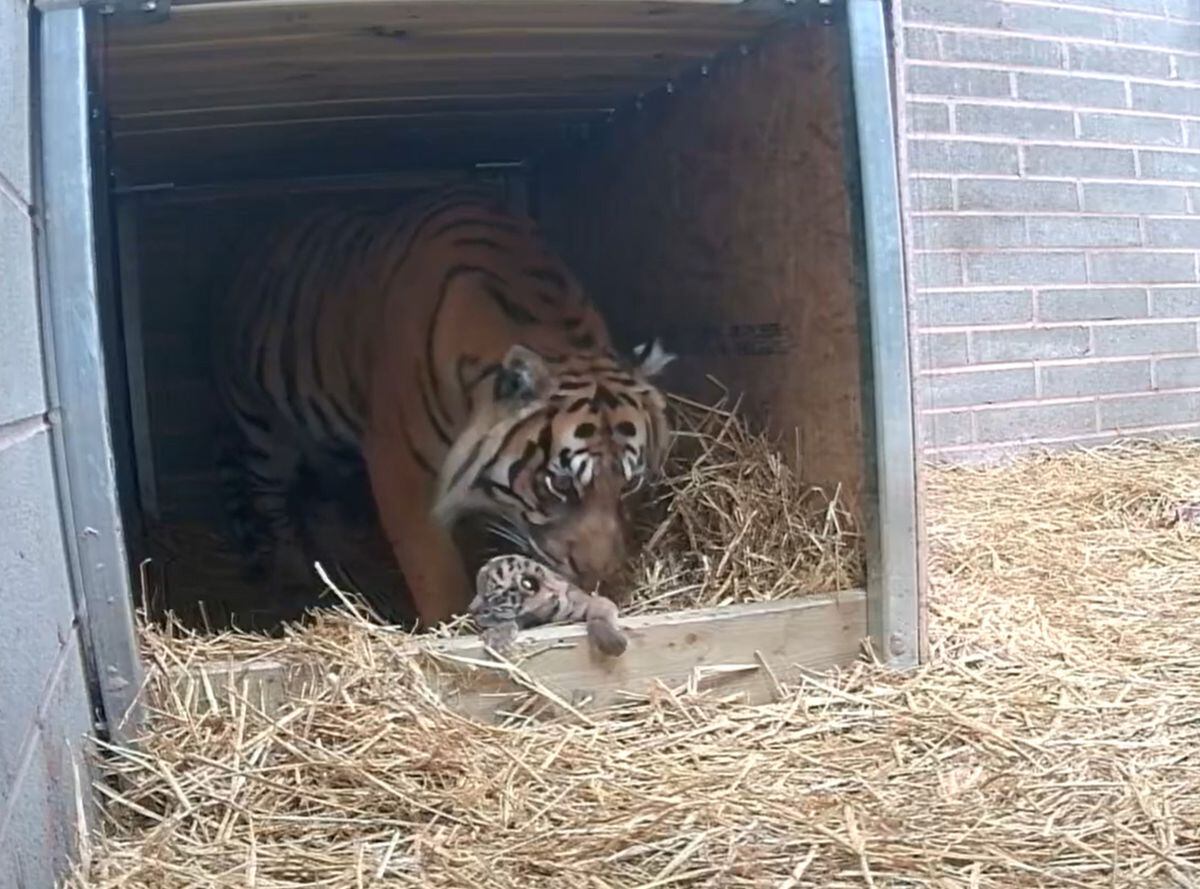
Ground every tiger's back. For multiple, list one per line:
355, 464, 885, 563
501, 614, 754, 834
214, 185, 672, 623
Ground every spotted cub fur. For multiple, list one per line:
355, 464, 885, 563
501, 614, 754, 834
470, 554, 627, 656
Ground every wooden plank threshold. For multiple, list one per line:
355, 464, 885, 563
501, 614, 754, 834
165, 590, 867, 723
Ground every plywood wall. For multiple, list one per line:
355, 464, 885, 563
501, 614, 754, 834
542, 23, 867, 506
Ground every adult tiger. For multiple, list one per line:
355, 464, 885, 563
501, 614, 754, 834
212, 185, 673, 625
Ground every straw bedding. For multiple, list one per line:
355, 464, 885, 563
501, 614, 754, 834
68, 438, 1200, 888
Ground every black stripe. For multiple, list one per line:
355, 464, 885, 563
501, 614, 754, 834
238, 411, 271, 435
508, 440, 541, 487
479, 410, 546, 479
549, 597, 572, 622
347, 374, 369, 420
617, 392, 640, 408
593, 386, 620, 410
452, 236, 507, 251
380, 193, 506, 282
476, 478, 533, 511
246, 468, 282, 486
455, 355, 478, 413
241, 442, 274, 462
471, 362, 501, 388
309, 295, 328, 395
302, 395, 338, 443
430, 216, 520, 239
468, 363, 500, 412
483, 282, 539, 325
446, 437, 486, 491
524, 267, 568, 291
426, 265, 499, 425
275, 218, 331, 428
326, 397, 364, 440
418, 369, 452, 446
278, 286, 309, 427
400, 423, 437, 477
307, 222, 364, 403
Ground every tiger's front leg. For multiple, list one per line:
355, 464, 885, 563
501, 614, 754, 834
361, 431, 471, 626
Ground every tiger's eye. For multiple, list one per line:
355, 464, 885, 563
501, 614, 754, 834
519, 575, 539, 593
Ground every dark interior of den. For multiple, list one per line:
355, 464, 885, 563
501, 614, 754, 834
92, 0, 868, 632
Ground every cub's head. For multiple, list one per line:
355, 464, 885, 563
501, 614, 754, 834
435, 341, 674, 593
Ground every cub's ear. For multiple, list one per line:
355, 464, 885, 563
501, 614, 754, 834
631, 339, 675, 379
495, 344, 551, 401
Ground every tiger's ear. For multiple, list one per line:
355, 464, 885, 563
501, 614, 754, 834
495, 344, 551, 402
631, 339, 675, 379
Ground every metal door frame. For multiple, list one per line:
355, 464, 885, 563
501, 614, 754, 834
36, 1, 142, 742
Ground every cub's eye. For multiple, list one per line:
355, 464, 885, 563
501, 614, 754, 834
519, 575, 540, 593
545, 472, 576, 500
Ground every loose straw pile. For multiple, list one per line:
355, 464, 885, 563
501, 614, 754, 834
625, 388, 862, 613
68, 438, 1200, 887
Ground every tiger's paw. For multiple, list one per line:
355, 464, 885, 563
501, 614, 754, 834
586, 616, 628, 657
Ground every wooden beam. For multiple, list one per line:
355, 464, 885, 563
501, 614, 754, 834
166, 591, 867, 723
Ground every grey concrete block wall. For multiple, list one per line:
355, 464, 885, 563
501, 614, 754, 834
0, 0, 97, 884
896, 0, 1200, 457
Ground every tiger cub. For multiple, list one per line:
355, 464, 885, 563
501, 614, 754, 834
213, 185, 672, 625
470, 554, 628, 657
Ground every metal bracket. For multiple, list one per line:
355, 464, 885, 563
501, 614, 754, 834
83, 0, 169, 24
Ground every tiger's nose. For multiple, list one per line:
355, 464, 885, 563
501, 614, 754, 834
570, 532, 628, 592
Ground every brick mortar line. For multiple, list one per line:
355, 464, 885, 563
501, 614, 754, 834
920, 355, 1200, 375
912, 175, 1200, 188
912, 211, 1200, 219
0, 414, 49, 453
907, 0, 1200, 25
902, 21, 1200, 60
904, 58, 1200, 92
907, 67, 1200, 97
0, 627, 85, 848
912, 174, 1200, 186
934, 360, 1200, 376
915, 246, 1200, 253
0, 173, 32, 215
925, 422, 1200, 455
920, 320, 1200, 334
922, 396, 1098, 412
933, 96, 1200, 123
916, 283, 1200, 293
921, 388, 1200, 417
921, 328, 1199, 339
907, 135, 1200, 154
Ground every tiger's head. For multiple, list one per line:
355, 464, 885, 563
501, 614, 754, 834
434, 340, 674, 593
